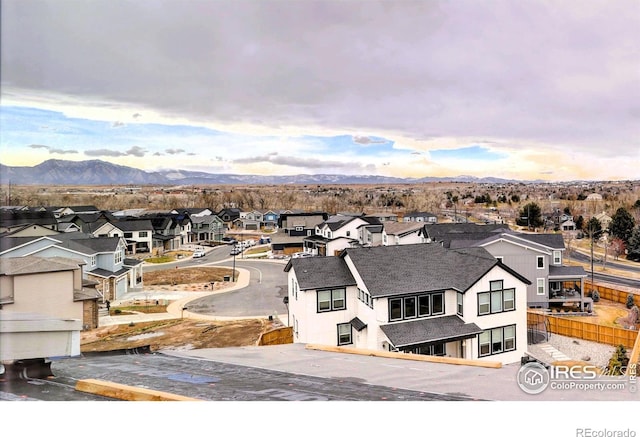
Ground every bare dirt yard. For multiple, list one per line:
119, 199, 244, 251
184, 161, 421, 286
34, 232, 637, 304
82, 267, 281, 353
81, 318, 280, 353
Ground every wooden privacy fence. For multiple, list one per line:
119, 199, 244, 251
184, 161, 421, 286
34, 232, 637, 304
258, 326, 293, 346
584, 280, 640, 307
528, 311, 638, 349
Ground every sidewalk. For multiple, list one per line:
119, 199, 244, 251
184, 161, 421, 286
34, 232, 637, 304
99, 266, 275, 326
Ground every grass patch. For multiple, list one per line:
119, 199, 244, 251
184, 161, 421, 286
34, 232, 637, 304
112, 305, 169, 315
145, 256, 175, 264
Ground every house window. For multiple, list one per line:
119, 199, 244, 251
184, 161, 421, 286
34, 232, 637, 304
537, 278, 546, 295
478, 325, 516, 357
457, 292, 464, 316
91, 256, 96, 267
295, 226, 303, 232
537, 256, 544, 269
389, 292, 444, 322
418, 295, 430, 316
124, 232, 133, 238
478, 282, 516, 315
404, 296, 417, 319
337, 323, 352, 345
346, 231, 351, 237
553, 250, 562, 265
389, 298, 403, 321
317, 288, 346, 312
114, 250, 123, 264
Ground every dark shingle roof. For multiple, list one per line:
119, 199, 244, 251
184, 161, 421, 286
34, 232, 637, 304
380, 315, 482, 348
350, 317, 367, 332
343, 243, 500, 297
284, 257, 356, 290
549, 265, 587, 278
114, 219, 154, 231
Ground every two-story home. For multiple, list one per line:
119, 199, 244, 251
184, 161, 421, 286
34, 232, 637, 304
0, 256, 94, 378
0, 233, 142, 301
421, 223, 589, 312
89, 219, 154, 254
303, 214, 382, 256
272, 212, 329, 256
189, 214, 225, 243
285, 243, 530, 365
143, 213, 192, 252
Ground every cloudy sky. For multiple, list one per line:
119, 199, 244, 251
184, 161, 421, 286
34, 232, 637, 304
1, 0, 638, 181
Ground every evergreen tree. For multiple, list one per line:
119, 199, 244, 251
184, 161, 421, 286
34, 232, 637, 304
627, 226, 640, 262
516, 202, 543, 228
609, 207, 636, 244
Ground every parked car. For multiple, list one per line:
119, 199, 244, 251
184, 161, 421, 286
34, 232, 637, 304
230, 247, 242, 256
222, 237, 238, 245
193, 250, 206, 258
291, 252, 314, 258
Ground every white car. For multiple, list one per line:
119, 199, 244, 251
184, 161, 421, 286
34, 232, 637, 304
291, 252, 314, 258
192, 250, 205, 258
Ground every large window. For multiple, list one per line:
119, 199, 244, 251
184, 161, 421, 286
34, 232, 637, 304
477, 281, 516, 315
317, 288, 346, 312
139, 231, 148, 238
478, 325, 516, 357
389, 292, 444, 322
337, 323, 352, 345
536, 278, 546, 296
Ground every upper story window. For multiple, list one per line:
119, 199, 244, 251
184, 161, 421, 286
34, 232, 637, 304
478, 280, 515, 315
295, 226, 304, 232
457, 292, 464, 316
536, 256, 544, 269
553, 250, 562, 265
389, 292, 444, 322
317, 288, 346, 312
90, 255, 96, 267
123, 232, 133, 238
114, 250, 123, 264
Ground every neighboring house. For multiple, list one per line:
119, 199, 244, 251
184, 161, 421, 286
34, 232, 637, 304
89, 219, 154, 254
593, 212, 612, 229
0, 234, 142, 301
560, 219, 577, 232
261, 210, 280, 229
365, 212, 399, 223
272, 212, 329, 256
403, 211, 438, 224
57, 210, 117, 234
304, 214, 382, 256
189, 214, 225, 243
381, 222, 424, 246
233, 217, 262, 231
0, 223, 60, 238
217, 208, 242, 227
421, 223, 589, 311
142, 213, 192, 252
0, 208, 59, 233
171, 208, 214, 217
285, 243, 530, 365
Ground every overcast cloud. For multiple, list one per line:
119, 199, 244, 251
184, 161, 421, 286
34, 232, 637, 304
1, 0, 638, 180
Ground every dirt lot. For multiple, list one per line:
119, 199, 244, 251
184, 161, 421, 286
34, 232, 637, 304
82, 267, 280, 353
81, 318, 281, 353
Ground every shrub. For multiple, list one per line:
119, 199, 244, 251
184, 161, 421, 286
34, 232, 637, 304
605, 345, 629, 376
626, 294, 635, 309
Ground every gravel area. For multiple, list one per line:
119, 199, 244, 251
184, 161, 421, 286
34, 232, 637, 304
528, 334, 619, 368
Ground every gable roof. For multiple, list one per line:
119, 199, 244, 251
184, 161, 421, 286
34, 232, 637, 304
383, 221, 423, 237
284, 256, 357, 290
0, 256, 83, 276
343, 243, 526, 298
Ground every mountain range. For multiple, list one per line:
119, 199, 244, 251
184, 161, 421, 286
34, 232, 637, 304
0, 159, 530, 186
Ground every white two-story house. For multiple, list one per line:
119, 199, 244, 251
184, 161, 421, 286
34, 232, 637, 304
285, 243, 530, 365
303, 214, 383, 256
